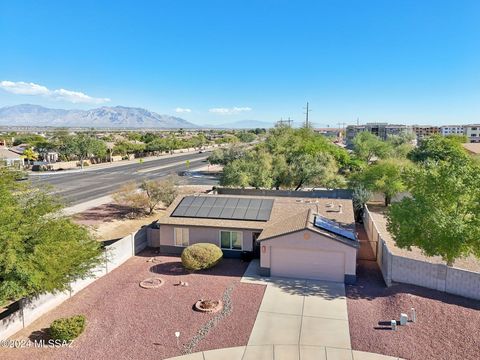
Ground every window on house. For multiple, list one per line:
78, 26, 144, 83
220, 231, 243, 250
174, 228, 189, 247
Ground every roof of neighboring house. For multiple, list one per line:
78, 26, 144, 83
0, 148, 22, 160
462, 143, 480, 155
158, 194, 355, 235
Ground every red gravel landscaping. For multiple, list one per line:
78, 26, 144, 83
347, 260, 480, 360
0, 250, 265, 360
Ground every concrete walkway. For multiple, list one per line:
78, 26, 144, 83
167, 346, 402, 360
166, 260, 404, 360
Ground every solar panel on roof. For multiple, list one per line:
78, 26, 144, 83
171, 196, 273, 222
236, 198, 251, 208
232, 206, 248, 219
248, 199, 262, 208
244, 208, 260, 220
225, 198, 239, 208
207, 206, 223, 218
180, 196, 195, 206
172, 205, 189, 217
313, 215, 356, 241
256, 210, 271, 221
191, 197, 206, 206
220, 207, 235, 219
196, 205, 213, 217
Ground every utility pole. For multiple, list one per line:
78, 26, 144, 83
276, 117, 293, 128
304, 102, 312, 128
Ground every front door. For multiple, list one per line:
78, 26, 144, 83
252, 232, 261, 258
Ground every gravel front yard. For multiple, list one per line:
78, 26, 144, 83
0, 250, 265, 360
347, 260, 480, 360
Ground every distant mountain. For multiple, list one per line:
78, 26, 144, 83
204, 120, 273, 129
0, 104, 198, 129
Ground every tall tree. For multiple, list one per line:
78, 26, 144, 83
387, 160, 480, 266
408, 134, 469, 164
0, 169, 102, 306
353, 158, 411, 206
22, 148, 39, 163
352, 132, 392, 163
64, 134, 107, 168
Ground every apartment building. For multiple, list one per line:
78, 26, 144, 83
440, 125, 464, 136
412, 125, 440, 141
345, 123, 412, 147
464, 124, 480, 143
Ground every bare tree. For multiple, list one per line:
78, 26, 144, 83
113, 175, 179, 216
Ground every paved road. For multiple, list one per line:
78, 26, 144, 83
32, 152, 218, 206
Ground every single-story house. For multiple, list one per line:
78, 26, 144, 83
0, 147, 23, 167
153, 194, 359, 283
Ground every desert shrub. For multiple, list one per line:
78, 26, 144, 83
50, 315, 86, 341
181, 243, 223, 270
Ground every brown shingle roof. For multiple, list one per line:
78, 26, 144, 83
257, 209, 311, 241
258, 207, 359, 248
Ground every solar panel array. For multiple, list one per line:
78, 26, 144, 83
313, 215, 357, 241
171, 196, 274, 221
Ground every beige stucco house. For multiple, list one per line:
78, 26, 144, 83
152, 194, 359, 283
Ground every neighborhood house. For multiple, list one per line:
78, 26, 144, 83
152, 194, 359, 283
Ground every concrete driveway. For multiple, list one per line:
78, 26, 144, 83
237, 260, 403, 360
167, 261, 404, 360
248, 278, 350, 350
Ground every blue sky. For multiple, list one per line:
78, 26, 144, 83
1, 0, 479, 126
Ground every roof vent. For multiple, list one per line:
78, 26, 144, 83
338, 204, 343, 213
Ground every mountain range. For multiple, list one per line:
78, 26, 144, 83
0, 104, 198, 129
0, 104, 273, 129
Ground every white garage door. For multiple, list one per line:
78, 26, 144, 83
270, 247, 345, 282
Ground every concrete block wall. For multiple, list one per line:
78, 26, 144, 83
391, 256, 447, 292
446, 267, 480, 300
0, 227, 148, 340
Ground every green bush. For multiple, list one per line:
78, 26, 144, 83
181, 243, 223, 270
50, 315, 86, 341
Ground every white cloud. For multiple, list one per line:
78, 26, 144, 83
209, 106, 252, 115
0, 80, 110, 104
175, 107, 192, 113
0, 81, 49, 95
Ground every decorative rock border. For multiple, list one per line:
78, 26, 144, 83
139, 277, 165, 289
194, 300, 223, 313
182, 283, 235, 354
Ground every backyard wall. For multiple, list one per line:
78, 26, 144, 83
363, 206, 480, 301
216, 187, 353, 199
0, 227, 147, 340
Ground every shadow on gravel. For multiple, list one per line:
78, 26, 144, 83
148, 258, 249, 278
29, 327, 51, 342
347, 260, 480, 311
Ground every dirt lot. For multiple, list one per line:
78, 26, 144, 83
73, 185, 213, 241
347, 260, 480, 360
0, 251, 265, 360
